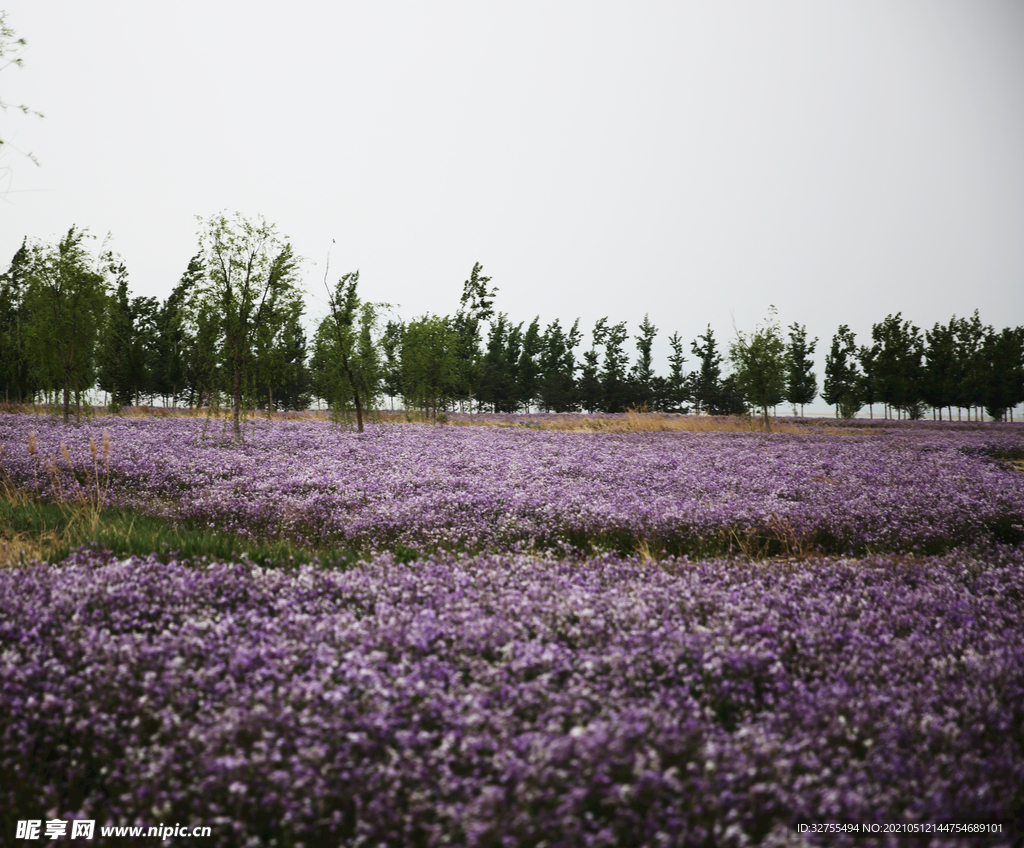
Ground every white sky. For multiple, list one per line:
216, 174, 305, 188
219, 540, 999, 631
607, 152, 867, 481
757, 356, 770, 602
2, 1, 1023, 411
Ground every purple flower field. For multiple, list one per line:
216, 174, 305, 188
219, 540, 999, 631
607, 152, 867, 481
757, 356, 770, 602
1, 415, 1023, 556
2, 546, 1023, 846
1, 414, 1023, 846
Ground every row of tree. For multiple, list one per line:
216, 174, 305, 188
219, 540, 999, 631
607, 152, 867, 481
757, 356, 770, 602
1, 214, 1022, 434
820, 313, 1024, 422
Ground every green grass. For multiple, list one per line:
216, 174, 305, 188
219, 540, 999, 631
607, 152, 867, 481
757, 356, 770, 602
0, 497, 359, 569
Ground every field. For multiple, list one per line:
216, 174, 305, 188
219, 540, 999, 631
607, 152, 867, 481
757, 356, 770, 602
1, 412, 1023, 846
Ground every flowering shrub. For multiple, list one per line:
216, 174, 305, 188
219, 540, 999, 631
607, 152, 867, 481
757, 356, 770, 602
1, 546, 1022, 846
1, 415, 1022, 556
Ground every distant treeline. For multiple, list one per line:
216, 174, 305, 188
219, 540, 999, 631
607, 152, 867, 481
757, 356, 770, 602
2, 215, 1022, 432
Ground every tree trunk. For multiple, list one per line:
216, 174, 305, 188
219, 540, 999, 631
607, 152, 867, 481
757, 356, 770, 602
63, 377, 71, 426
232, 358, 242, 440
353, 386, 364, 433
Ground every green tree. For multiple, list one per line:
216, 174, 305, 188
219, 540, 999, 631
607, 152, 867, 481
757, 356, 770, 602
600, 319, 630, 412
273, 315, 311, 411
96, 253, 158, 409
785, 322, 817, 416
922, 319, 960, 420
313, 270, 383, 431
517, 317, 543, 412
536, 318, 580, 413
690, 326, 723, 414
870, 313, 925, 419
194, 212, 302, 440
379, 320, 405, 409
401, 314, 460, 423
730, 306, 787, 431
477, 313, 519, 413
954, 311, 987, 421
151, 255, 202, 407
982, 326, 1024, 421
822, 325, 861, 419
254, 296, 306, 414
0, 239, 37, 402
452, 262, 497, 412
665, 331, 688, 412
22, 227, 109, 424
629, 314, 658, 409
857, 343, 878, 419
577, 320, 607, 414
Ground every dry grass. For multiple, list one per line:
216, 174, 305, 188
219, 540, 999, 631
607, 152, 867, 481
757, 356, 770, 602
0, 431, 113, 567
377, 409, 866, 435
0, 402, 869, 435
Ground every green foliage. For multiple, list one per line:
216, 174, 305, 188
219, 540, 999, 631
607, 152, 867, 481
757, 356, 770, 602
194, 212, 303, 438
0, 239, 37, 402
730, 306, 787, 431
517, 317, 543, 411
868, 313, 924, 418
823, 325, 862, 419
664, 331, 688, 412
690, 326, 723, 414
785, 323, 817, 415
312, 270, 383, 431
21, 227, 110, 424
95, 253, 159, 410
453, 263, 497, 410
922, 319, 959, 418
629, 314, 658, 408
983, 326, 1024, 420
401, 314, 460, 423
599, 319, 630, 412
954, 311, 988, 419
0, 497, 357, 569
536, 318, 580, 413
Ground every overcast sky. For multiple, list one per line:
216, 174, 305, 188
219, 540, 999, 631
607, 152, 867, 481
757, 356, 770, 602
2, 1, 1023, 411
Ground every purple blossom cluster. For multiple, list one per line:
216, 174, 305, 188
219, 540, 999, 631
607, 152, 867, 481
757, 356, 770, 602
1, 415, 1022, 556
1, 546, 1022, 846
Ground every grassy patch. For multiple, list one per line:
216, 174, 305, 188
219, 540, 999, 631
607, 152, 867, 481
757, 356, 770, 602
0, 497, 359, 569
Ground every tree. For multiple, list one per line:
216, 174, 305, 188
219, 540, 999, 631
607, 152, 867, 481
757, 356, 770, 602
857, 343, 878, 419
22, 227, 109, 424
452, 262, 497, 413
1, 12, 43, 172
665, 331, 688, 412
96, 252, 159, 409
922, 319, 960, 420
982, 326, 1024, 421
537, 318, 580, 413
314, 270, 383, 431
379, 320, 405, 409
0, 239, 37, 402
785, 322, 817, 416
577, 320, 607, 414
690, 326, 723, 414
822, 325, 861, 419
401, 314, 460, 423
194, 212, 303, 440
271, 314, 311, 411
600, 319, 630, 412
954, 311, 987, 421
477, 313, 520, 413
869, 313, 924, 419
629, 314, 658, 409
516, 317, 543, 412
151, 255, 203, 407
730, 306, 787, 431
